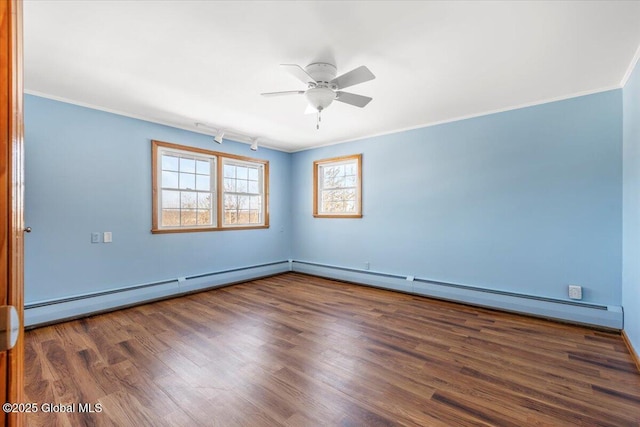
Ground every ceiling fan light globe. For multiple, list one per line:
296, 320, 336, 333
305, 87, 335, 111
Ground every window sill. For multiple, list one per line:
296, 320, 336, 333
151, 225, 269, 234
313, 214, 363, 219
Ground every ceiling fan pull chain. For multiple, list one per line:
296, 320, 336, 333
317, 110, 321, 130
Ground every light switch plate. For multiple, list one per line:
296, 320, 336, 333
91, 232, 100, 243
103, 232, 112, 243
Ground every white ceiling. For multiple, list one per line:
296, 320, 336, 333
23, 1, 640, 152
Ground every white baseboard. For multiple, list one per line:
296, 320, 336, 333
26, 260, 623, 330
292, 261, 623, 329
25, 261, 290, 327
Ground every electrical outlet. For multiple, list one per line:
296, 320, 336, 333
568, 285, 582, 300
103, 232, 112, 243
364, 262, 370, 270
91, 232, 100, 243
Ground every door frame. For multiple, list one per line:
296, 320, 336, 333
1, 0, 25, 425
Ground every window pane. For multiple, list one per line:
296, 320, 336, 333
162, 171, 179, 189
162, 155, 179, 171
344, 176, 357, 187
224, 194, 237, 210
179, 173, 196, 190
181, 210, 197, 226
248, 181, 259, 194
249, 211, 260, 223
345, 163, 356, 176
225, 211, 237, 224
345, 201, 356, 212
249, 196, 261, 210
196, 174, 210, 191
322, 190, 336, 202
196, 160, 210, 175
162, 190, 180, 208
248, 167, 259, 181
343, 189, 357, 201
224, 164, 235, 178
180, 158, 196, 173
236, 166, 248, 180
238, 210, 250, 224
238, 195, 249, 209
198, 193, 211, 209
224, 178, 235, 192
197, 210, 211, 225
161, 209, 180, 226
181, 191, 197, 209
236, 179, 248, 193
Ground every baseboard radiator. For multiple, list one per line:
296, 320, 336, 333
24, 260, 290, 328
291, 260, 623, 330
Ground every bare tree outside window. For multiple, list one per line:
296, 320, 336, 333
313, 154, 362, 218
152, 140, 269, 233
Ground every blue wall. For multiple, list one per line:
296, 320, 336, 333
292, 91, 623, 305
623, 57, 640, 354
24, 89, 626, 326
24, 95, 291, 304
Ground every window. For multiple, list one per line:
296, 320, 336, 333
152, 140, 268, 233
223, 159, 265, 227
313, 154, 362, 218
158, 148, 216, 229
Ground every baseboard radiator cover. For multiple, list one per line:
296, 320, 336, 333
292, 260, 623, 329
24, 261, 290, 328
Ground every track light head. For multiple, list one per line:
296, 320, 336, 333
214, 130, 224, 144
250, 137, 259, 151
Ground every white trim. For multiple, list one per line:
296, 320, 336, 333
27, 85, 621, 154
292, 85, 622, 152
221, 158, 266, 227
156, 144, 218, 230
316, 156, 361, 216
25, 261, 290, 327
291, 261, 623, 329
621, 43, 640, 87
23, 89, 287, 152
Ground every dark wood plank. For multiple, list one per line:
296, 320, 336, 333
24, 273, 640, 426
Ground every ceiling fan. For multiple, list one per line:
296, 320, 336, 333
261, 62, 375, 129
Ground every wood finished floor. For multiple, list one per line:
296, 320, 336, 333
24, 273, 640, 426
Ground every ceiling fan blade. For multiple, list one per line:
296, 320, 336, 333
261, 90, 305, 97
281, 64, 316, 86
335, 91, 372, 108
330, 66, 375, 90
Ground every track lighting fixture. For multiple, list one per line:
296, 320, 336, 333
214, 130, 224, 144
195, 122, 260, 151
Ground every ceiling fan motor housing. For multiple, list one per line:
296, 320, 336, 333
305, 62, 337, 85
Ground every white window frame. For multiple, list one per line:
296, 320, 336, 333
152, 140, 269, 233
155, 145, 217, 231
313, 154, 362, 218
222, 157, 267, 228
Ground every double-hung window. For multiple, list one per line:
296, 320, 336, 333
313, 154, 362, 218
222, 159, 266, 227
157, 147, 216, 228
152, 140, 268, 233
